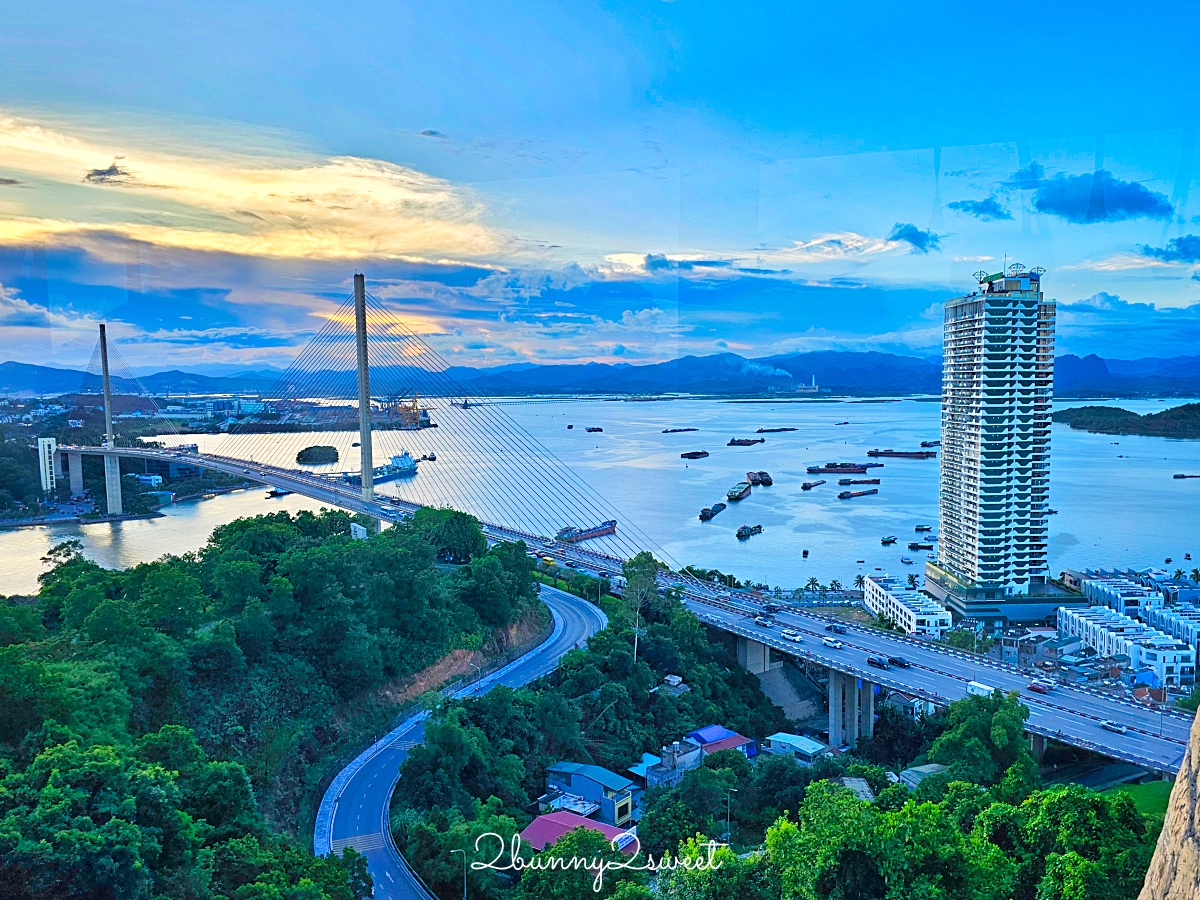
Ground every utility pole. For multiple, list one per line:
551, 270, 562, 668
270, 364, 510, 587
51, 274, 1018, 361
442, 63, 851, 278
451, 848, 466, 900
98, 324, 123, 515
353, 274, 375, 507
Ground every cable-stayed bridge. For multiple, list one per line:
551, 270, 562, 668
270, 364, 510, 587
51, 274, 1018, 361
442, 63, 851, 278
49, 274, 1192, 781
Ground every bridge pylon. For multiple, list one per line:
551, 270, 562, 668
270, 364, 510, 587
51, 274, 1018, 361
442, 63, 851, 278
353, 274, 380, 532
98, 323, 123, 516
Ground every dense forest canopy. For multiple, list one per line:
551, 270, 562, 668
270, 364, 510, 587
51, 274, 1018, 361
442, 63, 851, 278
0, 507, 543, 899
1052, 403, 1200, 439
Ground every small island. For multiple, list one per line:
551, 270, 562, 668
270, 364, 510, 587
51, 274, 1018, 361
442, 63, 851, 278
296, 444, 340, 464
1052, 402, 1200, 439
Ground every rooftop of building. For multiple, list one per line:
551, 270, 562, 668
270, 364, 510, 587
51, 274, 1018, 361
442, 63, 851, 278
546, 761, 633, 792
766, 732, 827, 755
519, 811, 634, 853
702, 734, 753, 755
686, 724, 741, 745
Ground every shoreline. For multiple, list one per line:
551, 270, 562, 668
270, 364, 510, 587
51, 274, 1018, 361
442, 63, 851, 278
0, 511, 164, 530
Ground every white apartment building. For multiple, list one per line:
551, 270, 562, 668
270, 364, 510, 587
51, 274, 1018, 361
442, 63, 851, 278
863, 575, 951, 638
1081, 573, 1164, 618
37, 437, 57, 494
1145, 604, 1200, 654
1057, 606, 1195, 690
925, 268, 1059, 622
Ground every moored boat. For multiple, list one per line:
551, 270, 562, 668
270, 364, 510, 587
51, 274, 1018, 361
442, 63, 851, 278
556, 520, 618, 543
728, 437, 766, 446
837, 488, 879, 499
736, 524, 763, 540
881, 535, 897, 545
747, 471, 763, 486
727, 482, 752, 501
757, 471, 773, 486
801, 480, 826, 490
681, 450, 709, 460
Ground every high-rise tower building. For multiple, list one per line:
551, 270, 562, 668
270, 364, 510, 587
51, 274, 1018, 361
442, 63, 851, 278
924, 266, 1072, 624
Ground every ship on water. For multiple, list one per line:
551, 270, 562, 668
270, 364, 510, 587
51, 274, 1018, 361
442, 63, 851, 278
699, 502, 727, 521
266, 487, 294, 498
920, 440, 941, 448
801, 479, 826, 490
556, 520, 617, 543
736, 524, 763, 541
867, 449, 937, 459
838, 488, 878, 499
681, 450, 709, 460
728, 437, 766, 446
727, 482, 752, 501
663, 427, 699, 433
339, 452, 418, 487
756, 471, 773, 486
880, 535, 897, 545
756, 427, 798, 433
838, 478, 880, 485
807, 462, 870, 474
747, 471, 763, 485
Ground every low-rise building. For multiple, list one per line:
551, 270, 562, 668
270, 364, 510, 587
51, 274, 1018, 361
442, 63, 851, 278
1057, 606, 1195, 690
519, 811, 637, 853
763, 732, 829, 766
898, 763, 946, 791
1146, 604, 1200, 654
884, 691, 938, 721
644, 739, 703, 788
863, 575, 951, 638
1078, 571, 1163, 618
686, 724, 756, 758
544, 762, 634, 827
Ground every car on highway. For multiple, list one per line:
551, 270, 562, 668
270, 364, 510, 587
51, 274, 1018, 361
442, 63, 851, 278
887, 656, 910, 668
866, 655, 890, 669
754, 616, 774, 628
1028, 681, 1053, 695
1101, 720, 1128, 735
823, 637, 843, 650
781, 628, 803, 643
825, 623, 847, 635
763, 603, 781, 614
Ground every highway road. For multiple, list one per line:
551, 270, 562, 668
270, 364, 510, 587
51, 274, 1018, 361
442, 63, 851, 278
313, 585, 608, 900
680, 593, 1192, 774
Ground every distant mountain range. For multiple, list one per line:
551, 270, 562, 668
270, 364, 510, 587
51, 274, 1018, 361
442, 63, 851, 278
2, 351, 1198, 398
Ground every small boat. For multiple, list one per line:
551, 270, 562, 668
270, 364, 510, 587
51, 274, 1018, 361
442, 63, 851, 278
699, 502, 727, 521
757, 471, 773, 486
1173, 473, 1200, 479
747, 471, 763, 486
920, 440, 941, 448
914, 525, 933, 532
681, 450, 709, 460
908, 542, 934, 551
881, 535, 897, 545
567, 424, 573, 429
352, 441, 361, 447
1166, 557, 1173, 564
585, 427, 604, 433
901, 557, 915, 565
728, 437, 766, 447
266, 487, 293, 498
801, 480, 826, 490
1186, 553, 1192, 561
835, 421, 850, 425
427, 452, 436, 461
802, 549, 809, 558
736, 524, 763, 541
926, 553, 937, 561
1047, 508, 1058, 514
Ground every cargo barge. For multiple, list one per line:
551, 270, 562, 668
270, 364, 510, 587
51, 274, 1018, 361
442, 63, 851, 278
681, 450, 709, 460
736, 524, 763, 540
727, 482, 752, 501
867, 449, 937, 459
699, 502, 727, 521
556, 520, 617, 542
756, 427, 798, 433
838, 488, 878, 499
663, 427, 699, 433
837, 478, 880, 485
728, 438, 766, 446
801, 480, 826, 490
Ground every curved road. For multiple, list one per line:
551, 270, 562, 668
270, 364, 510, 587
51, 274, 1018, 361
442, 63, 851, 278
315, 585, 608, 899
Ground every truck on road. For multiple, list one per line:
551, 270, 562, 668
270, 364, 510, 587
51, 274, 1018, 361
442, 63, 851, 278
966, 681, 994, 697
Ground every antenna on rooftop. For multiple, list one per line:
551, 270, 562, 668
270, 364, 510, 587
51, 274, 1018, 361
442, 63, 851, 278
1008, 262, 1026, 275
1031, 266, 1046, 276
972, 270, 988, 283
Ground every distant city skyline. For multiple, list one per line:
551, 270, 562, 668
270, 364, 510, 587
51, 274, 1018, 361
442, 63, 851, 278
2, 2, 1199, 369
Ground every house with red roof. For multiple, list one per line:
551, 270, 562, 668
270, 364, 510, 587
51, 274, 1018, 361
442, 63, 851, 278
518, 811, 638, 853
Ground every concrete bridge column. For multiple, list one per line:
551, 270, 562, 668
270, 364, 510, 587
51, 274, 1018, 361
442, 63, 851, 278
1029, 732, 1046, 763
67, 452, 84, 498
858, 678, 875, 740
738, 636, 771, 674
103, 455, 123, 516
828, 670, 876, 749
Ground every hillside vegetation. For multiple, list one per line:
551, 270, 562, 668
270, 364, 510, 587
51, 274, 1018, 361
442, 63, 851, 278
0, 507, 542, 899
1053, 403, 1200, 439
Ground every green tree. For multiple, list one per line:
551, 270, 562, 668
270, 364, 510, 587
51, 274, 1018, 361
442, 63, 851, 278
515, 826, 644, 900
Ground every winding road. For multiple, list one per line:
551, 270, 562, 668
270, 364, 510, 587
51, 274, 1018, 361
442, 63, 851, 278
314, 585, 608, 899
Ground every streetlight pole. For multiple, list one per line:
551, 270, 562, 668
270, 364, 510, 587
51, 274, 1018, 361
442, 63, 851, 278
725, 787, 738, 843
451, 848, 466, 900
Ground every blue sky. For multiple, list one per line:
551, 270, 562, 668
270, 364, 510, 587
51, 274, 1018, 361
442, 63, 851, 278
2, 1, 1199, 370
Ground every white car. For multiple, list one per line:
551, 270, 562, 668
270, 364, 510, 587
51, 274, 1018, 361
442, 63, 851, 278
823, 637, 843, 650
1101, 720, 1128, 735
782, 629, 803, 643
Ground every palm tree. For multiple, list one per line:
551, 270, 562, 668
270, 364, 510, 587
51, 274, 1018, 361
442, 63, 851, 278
806, 576, 820, 593
1191, 568, 1200, 584
1174, 569, 1185, 580
907, 573, 919, 590
829, 579, 842, 592
854, 574, 866, 590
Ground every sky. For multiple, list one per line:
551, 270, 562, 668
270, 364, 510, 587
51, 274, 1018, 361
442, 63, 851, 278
2, 0, 1200, 372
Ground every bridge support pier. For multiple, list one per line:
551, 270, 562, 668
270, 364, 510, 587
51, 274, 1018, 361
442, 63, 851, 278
67, 452, 84, 498
1029, 732, 1046, 763
737, 637, 782, 674
103, 455, 123, 516
828, 670, 875, 749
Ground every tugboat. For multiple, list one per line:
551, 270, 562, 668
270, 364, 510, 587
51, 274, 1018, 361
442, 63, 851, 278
727, 482, 752, 501
757, 471, 773, 486
698, 502, 727, 521
801, 480, 826, 490
747, 471, 763, 486
736, 524, 763, 540
881, 535, 897, 545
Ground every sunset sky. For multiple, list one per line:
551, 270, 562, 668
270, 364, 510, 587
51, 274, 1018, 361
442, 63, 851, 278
2, 1, 1199, 371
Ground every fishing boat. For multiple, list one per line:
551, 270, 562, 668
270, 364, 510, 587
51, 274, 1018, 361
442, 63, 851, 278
880, 535, 897, 545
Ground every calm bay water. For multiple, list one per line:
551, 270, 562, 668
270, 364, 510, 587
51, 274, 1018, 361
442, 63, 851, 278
1, 397, 1197, 595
